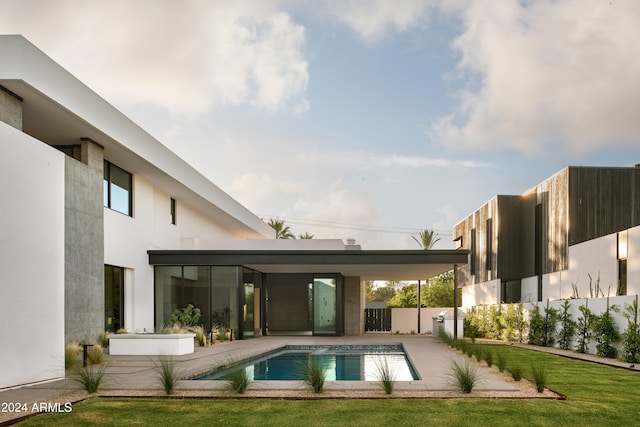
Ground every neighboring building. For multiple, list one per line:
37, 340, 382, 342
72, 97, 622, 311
1, 35, 467, 389
454, 166, 640, 307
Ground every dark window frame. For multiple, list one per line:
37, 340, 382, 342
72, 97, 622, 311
170, 198, 177, 225
104, 160, 133, 216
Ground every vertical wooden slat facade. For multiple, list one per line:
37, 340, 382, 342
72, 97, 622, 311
454, 166, 640, 301
569, 167, 640, 245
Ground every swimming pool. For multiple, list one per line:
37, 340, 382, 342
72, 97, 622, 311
196, 344, 419, 381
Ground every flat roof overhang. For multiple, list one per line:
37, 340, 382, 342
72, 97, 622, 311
148, 249, 469, 281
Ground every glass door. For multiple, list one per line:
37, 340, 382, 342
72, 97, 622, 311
313, 277, 336, 335
105, 265, 124, 332
243, 283, 255, 338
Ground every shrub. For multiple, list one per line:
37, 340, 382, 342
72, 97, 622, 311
100, 332, 110, 348
299, 354, 326, 393
509, 363, 523, 381
154, 355, 182, 395
448, 359, 480, 393
591, 304, 619, 358
496, 350, 508, 373
65, 342, 82, 370
556, 299, 576, 350
87, 344, 105, 365
575, 304, 593, 353
531, 364, 547, 393
189, 325, 208, 347
528, 304, 545, 346
71, 365, 106, 394
373, 357, 395, 395
484, 348, 494, 367
169, 304, 201, 328
621, 299, 640, 363
225, 367, 250, 394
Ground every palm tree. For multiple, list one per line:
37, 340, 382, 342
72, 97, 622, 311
298, 232, 314, 239
412, 229, 440, 249
267, 218, 295, 239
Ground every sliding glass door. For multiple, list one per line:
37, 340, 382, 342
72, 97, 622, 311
313, 277, 336, 335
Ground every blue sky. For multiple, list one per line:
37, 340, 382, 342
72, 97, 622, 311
3, 0, 640, 248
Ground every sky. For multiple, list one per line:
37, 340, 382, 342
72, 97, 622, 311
2, 0, 640, 249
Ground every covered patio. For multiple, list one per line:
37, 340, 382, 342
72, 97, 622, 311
148, 248, 469, 339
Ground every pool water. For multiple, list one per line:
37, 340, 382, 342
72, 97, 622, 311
196, 345, 419, 381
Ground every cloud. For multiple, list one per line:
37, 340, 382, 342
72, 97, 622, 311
327, 0, 433, 43
368, 154, 492, 168
0, 0, 309, 115
431, 0, 640, 155
229, 173, 308, 213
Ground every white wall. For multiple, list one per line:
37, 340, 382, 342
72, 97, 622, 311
567, 234, 618, 298
521, 276, 539, 303
104, 174, 261, 332
461, 279, 500, 307
0, 124, 65, 388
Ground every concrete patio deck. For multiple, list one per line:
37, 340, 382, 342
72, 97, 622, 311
0, 335, 558, 425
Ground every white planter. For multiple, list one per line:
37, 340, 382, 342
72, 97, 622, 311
108, 333, 195, 355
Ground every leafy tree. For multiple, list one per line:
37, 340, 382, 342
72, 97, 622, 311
298, 232, 314, 239
422, 271, 454, 307
387, 285, 418, 308
365, 281, 396, 303
267, 218, 295, 239
412, 229, 441, 249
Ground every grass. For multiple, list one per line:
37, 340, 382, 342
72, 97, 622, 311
447, 359, 480, 393
20, 346, 640, 426
153, 355, 182, 395
71, 365, 106, 394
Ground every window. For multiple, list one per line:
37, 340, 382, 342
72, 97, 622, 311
617, 231, 628, 296
104, 160, 132, 216
105, 265, 124, 332
470, 228, 477, 275
170, 198, 176, 225
485, 218, 493, 270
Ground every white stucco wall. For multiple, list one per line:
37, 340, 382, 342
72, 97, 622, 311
520, 276, 539, 303
104, 174, 262, 332
0, 124, 65, 388
461, 279, 500, 308
567, 234, 618, 299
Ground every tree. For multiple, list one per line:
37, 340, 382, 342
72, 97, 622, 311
267, 218, 295, 239
387, 285, 418, 308
423, 271, 454, 307
298, 232, 314, 239
365, 281, 397, 302
412, 229, 441, 249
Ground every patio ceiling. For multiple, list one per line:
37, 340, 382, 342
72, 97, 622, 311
148, 249, 469, 281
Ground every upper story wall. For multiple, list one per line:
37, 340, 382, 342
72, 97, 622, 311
568, 166, 640, 245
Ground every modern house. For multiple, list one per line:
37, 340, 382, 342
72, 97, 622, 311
0, 35, 467, 389
454, 166, 640, 307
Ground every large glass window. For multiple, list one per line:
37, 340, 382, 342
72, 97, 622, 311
104, 160, 132, 216
154, 266, 240, 336
105, 265, 124, 332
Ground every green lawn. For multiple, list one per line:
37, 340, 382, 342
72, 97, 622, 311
18, 346, 640, 426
